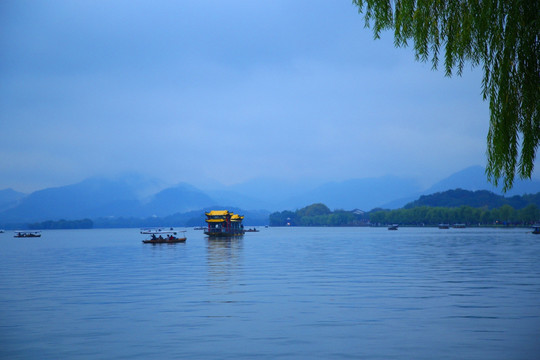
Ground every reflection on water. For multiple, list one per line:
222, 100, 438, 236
1, 227, 539, 359
206, 237, 243, 287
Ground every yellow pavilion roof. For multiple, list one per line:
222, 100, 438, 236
230, 214, 244, 221
206, 219, 226, 223
205, 210, 230, 216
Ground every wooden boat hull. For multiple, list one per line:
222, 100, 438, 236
204, 231, 244, 237
142, 237, 186, 244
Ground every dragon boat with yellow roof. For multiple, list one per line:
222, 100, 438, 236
204, 210, 245, 237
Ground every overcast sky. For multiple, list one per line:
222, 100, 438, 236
1, 0, 537, 193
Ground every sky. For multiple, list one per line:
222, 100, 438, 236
1, 0, 537, 193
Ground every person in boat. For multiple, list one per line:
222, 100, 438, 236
151, 234, 157, 240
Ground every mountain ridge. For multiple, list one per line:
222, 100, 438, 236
404, 188, 540, 209
1, 165, 538, 224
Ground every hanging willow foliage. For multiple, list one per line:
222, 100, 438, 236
353, 0, 539, 191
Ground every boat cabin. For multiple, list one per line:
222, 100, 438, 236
204, 210, 245, 237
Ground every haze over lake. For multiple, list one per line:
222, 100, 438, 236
2, 2, 539, 360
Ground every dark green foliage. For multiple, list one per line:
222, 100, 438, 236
296, 203, 331, 217
370, 204, 540, 226
269, 210, 297, 226
404, 189, 540, 209
373, 190, 540, 225
353, 0, 540, 190
270, 192, 540, 226
269, 204, 368, 226
28, 219, 93, 229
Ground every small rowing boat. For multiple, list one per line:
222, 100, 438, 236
141, 229, 186, 244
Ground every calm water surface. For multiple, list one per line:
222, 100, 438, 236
1, 227, 539, 359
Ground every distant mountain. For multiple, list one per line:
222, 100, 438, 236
205, 189, 272, 210
142, 183, 215, 216
92, 207, 271, 228
425, 165, 540, 195
379, 165, 540, 210
404, 189, 540, 209
0, 176, 268, 224
0, 177, 141, 222
221, 177, 324, 209
1, 166, 538, 225
280, 176, 423, 211
0, 188, 26, 211
113, 172, 168, 198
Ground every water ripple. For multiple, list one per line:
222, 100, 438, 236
1, 227, 539, 359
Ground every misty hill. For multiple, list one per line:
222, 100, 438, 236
142, 183, 215, 217
381, 165, 540, 209
0, 188, 26, 211
204, 189, 272, 210
404, 189, 540, 209
93, 208, 270, 228
279, 176, 422, 211
0, 178, 223, 223
0, 178, 141, 222
222, 178, 324, 208
424, 165, 540, 196
1, 165, 539, 225
0, 176, 270, 225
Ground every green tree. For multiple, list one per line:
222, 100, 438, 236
480, 209, 493, 224
369, 210, 388, 224
269, 210, 296, 226
498, 204, 515, 224
353, 0, 539, 190
297, 203, 332, 217
520, 204, 540, 224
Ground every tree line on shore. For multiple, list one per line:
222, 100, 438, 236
270, 203, 540, 227
10, 190, 540, 229
369, 204, 539, 226
269, 203, 369, 227
270, 189, 540, 227
28, 219, 94, 230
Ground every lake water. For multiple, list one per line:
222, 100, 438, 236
1, 227, 539, 359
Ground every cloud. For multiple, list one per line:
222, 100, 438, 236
1, 0, 535, 192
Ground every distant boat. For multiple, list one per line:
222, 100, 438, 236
438, 224, 450, 229
0, 229, 4, 233
141, 229, 186, 244
245, 228, 259, 232
193, 226, 206, 230
532, 224, 540, 235
14, 231, 41, 238
140, 227, 174, 234
388, 224, 398, 230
